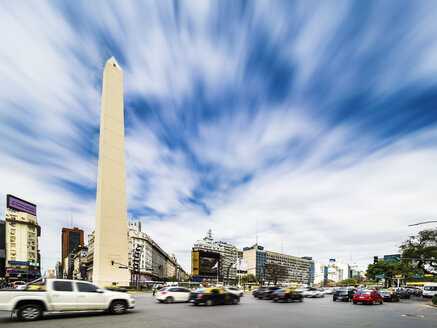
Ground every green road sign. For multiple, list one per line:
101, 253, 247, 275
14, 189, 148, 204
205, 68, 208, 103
413, 274, 424, 278
375, 274, 385, 279
384, 254, 401, 264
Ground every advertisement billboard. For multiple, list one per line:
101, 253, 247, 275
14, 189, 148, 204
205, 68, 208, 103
80, 251, 87, 263
236, 258, 248, 272
6, 194, 37, 216
198, 251, 220, 277
191, 251, 200, 275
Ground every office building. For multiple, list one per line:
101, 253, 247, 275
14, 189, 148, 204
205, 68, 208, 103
4, 195, 41, 282
243, 244, 314, 284
61, 227, 84, 274
0, 220, 5, 279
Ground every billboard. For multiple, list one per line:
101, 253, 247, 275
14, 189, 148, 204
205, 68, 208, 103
236, 258, 248, 272
7, 194, 37, 216
198, 251, 220, 277
191, 251, 199, 275
80, 251, 87, 263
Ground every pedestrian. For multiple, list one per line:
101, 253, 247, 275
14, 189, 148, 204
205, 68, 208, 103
153, 287, 156, 296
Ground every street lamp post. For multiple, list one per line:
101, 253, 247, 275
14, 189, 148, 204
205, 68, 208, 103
408, 220, 437, 227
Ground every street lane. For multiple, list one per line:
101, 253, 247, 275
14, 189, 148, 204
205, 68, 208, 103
0, 294, 436, 328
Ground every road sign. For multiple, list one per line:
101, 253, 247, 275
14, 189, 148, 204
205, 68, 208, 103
394, 275, 403, 278
375, 274, 385, 279
413, 274, 424, 278
425, 274, 434, 277
384, 254, 401, 264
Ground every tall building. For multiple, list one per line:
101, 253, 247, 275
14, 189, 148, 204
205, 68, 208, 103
191, 230, 238, 284
0, 220, 5, 279
61, 227, 84, 274
4, 195, 41, 282
313, 261, 326, 285
93, 57, 130, 286
127, 221, 187, 282
243, 244, 313, 284
327, 260, 350, 282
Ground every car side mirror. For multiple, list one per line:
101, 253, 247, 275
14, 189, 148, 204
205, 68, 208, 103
97, 289, 105, 293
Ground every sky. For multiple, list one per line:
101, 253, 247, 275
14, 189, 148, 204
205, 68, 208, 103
1, 0, 437, 274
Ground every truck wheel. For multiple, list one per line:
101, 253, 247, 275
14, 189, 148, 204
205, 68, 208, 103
110, 300, 127, 314
17, 304, 43, 321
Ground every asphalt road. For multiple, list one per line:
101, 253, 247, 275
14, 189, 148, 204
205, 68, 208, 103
0, 294, 436, 328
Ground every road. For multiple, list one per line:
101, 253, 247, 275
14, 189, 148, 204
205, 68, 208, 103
0, 294, 436, 328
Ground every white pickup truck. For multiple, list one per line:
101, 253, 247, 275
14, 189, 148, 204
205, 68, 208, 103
0, 279, 135, 321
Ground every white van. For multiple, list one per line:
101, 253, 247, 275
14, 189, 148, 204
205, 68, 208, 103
422, 282, 437, 298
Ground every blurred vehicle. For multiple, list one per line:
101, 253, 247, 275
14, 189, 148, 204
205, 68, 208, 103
322, 287, 334, 295
422, 283, 437, 298
0, 279, 135, 321
305, 287, 324, 298
225, 286, 243, 297
353, 290, 383, 305
395, 289, 410, 299
378, 290, 399, 302
272, 288, 303, 303
333, 289, 354, 302
12, 281, 26, 290
253, 286, 267, 298
103, 285, 127, 293
156, 287, 191, 303
189, 287, 239, 306
257, 286, 281, 299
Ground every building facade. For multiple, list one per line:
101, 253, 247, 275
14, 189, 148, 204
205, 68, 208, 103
0, 220, 5, 279
313, 261, 326, 285
191, 230, 238, 284
4, 209, 41, 282
327, 260, 350, 282
243, 244, 314, 284
61, 227, 84, 275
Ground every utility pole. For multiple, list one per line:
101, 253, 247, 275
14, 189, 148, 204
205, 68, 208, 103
408, 220, 437, 227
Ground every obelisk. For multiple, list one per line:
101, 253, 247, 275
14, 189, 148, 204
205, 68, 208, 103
93, 57, 130, 286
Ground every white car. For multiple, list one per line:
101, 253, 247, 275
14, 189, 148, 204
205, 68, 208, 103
305, 287, 324, 298
0, 279, 135, 321
156, 287, 191, 303
225, 287, 244, 297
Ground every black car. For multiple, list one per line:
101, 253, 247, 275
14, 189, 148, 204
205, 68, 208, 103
189, 288, 240, 306
273, 289, 303, 303
258, 286, 281, 299
253, 286, 268, 298
395, 289, 410, 299
379, 290, 399, 302
333, 289, 355, 302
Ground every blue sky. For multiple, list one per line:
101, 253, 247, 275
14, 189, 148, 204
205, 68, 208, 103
1, 0, 437, 272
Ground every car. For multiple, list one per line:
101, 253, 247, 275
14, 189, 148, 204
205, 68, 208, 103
321, 287, 334, 295
189, 287, 239, 306
305, 287, 324, 298
253, 286, 268, 298
422, 283, 437, 298
272, 288, 303, 303
12, 281, 26, 290
378, 290, 399, 302
0, 279, 135, 321
353, 290, 383, 305
333, 289, 354, 302
257, 286, 281, 299
156, 287, 191, 303
225, 286, 244, 297
395, 289, 410, 299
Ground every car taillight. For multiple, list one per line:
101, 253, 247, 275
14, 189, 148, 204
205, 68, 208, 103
280, 294, 286, 296
161, 292, 167, 295
198, 294, 204, 298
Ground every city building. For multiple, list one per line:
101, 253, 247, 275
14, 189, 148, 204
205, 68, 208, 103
0, 220, 5, 279
71, 245, 88, 280
128, 221, 187, 283
54, 261, 62, 279
4, 195, 41, 282
86, 232, 94, 280
191, 230, 238, 284
61, 227, 84, 275
327, 260, 350, 282
313, 261, 326, 285
243, 244, 314, 284
93, 56, 130, 287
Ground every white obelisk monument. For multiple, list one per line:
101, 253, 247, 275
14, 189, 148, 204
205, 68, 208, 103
93, 57, 130, 286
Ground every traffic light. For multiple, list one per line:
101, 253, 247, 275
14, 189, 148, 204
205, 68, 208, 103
111, 260, 114, 266
373, 256, 378, 265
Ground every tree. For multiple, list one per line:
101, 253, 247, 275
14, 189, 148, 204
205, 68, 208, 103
338, 278, 358, 286
263, 263, 287, 285
399, 228, 437, 274
365, 261, 414, 287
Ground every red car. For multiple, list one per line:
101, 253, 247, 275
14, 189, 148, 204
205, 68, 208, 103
353, 290, 383, 305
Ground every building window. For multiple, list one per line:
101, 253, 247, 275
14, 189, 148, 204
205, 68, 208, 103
11, 243, 16, 248
11, 229, 16, 235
